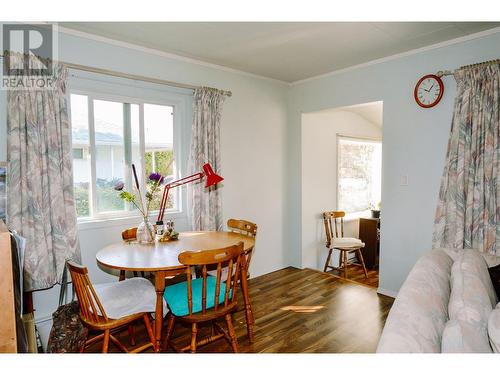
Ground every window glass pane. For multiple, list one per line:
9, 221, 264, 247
129, 103, 141, 212
70, 93, 181, 220
338, 138, 382, 213
72, 148, 84, 159
94, 99, 126, 213
70, 94, 91, 218
144, 104, 175, 211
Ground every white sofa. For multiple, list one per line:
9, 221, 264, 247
377, 248, 500, 353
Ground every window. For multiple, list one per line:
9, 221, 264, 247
337, 136, 382, 214
72, 148, 84, 159
70, 93, 177, 220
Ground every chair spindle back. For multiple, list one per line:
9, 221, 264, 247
227, 219, 257, 270
178, 242, 245, 316
323, 211, 345, 248
67, 261, 108, 323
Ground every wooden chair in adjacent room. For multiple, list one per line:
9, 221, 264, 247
162, 242, 245, 353
322, 211, 368, 280
67, 261, 157, 353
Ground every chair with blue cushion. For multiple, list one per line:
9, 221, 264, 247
162, 242, 245, 353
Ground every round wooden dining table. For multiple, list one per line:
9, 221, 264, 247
96, 231, 256, 352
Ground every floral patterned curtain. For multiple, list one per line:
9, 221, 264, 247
7, 54, 81, 291
189, 88, 226, 231
433, 63, 500, 254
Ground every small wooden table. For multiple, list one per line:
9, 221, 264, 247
96, 231, 256, 352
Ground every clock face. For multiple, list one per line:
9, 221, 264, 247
414, 74, 444, 108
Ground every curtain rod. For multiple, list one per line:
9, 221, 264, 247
0, 54, 232, 97
436, 58, 500, 77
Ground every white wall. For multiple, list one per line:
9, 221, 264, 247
301, 109, 382, 270
0, 27, 289, 347
288, 29, 500, 297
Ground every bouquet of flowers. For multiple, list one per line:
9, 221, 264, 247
114, 165, 164, 243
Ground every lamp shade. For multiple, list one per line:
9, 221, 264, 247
203, 163, 224, 188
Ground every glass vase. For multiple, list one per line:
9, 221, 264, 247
136, 216, 154, 244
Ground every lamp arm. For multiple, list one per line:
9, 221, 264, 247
167, 173, 204, 188
158, 185, 170, 222
157, 172, 204, 221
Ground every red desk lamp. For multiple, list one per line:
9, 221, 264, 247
157, 162, 223, 222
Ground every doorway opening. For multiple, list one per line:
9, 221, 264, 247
301, 101, 383, 288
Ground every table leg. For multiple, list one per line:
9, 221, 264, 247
154, 271, 166, 352
240, 259, 255, 343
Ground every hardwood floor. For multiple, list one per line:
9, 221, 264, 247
86, 267, 394, 353
327, 264, 379, 288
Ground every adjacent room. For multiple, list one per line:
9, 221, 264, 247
2, 16, 500, 364
302, 102, 382, 288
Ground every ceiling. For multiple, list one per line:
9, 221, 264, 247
318, 101, 383, 128
347, 102, 383, 128
59, 22, 500, 82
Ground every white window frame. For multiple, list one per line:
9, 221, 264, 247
70, 89, 184, 223
336, 134, 382, 217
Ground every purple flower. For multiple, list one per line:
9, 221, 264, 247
114, 181, 124, 191
149, 172, 163, 183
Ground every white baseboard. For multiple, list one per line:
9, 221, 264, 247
377, 288, 398, 298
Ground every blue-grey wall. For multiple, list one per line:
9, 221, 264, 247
288, 30, 500, 294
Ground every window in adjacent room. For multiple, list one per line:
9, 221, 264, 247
337, 136, 382, 215
70, 93, 177, 220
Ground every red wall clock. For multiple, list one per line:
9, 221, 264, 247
414, 74, 444, 108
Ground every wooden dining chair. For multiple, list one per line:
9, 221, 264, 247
162, 242, 245, 353
119, 227, 146, 280
205, 219, 257, 343
67, 261, 156, 353
227, 219, 257, 276
323, 211, 368, 279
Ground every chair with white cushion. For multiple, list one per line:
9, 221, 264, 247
322, 211, 368, 279
67, 261, 164, 353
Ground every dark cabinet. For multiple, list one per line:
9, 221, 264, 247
358, 218, 380, 269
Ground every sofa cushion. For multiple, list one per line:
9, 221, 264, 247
440, 248, 500, 267
439, 248, 465, 262
482, 254, 500, 268
488, 303, 500, 353
449, 250, 497, 324
442, 319, 492, 353
376, 249, 454, 353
